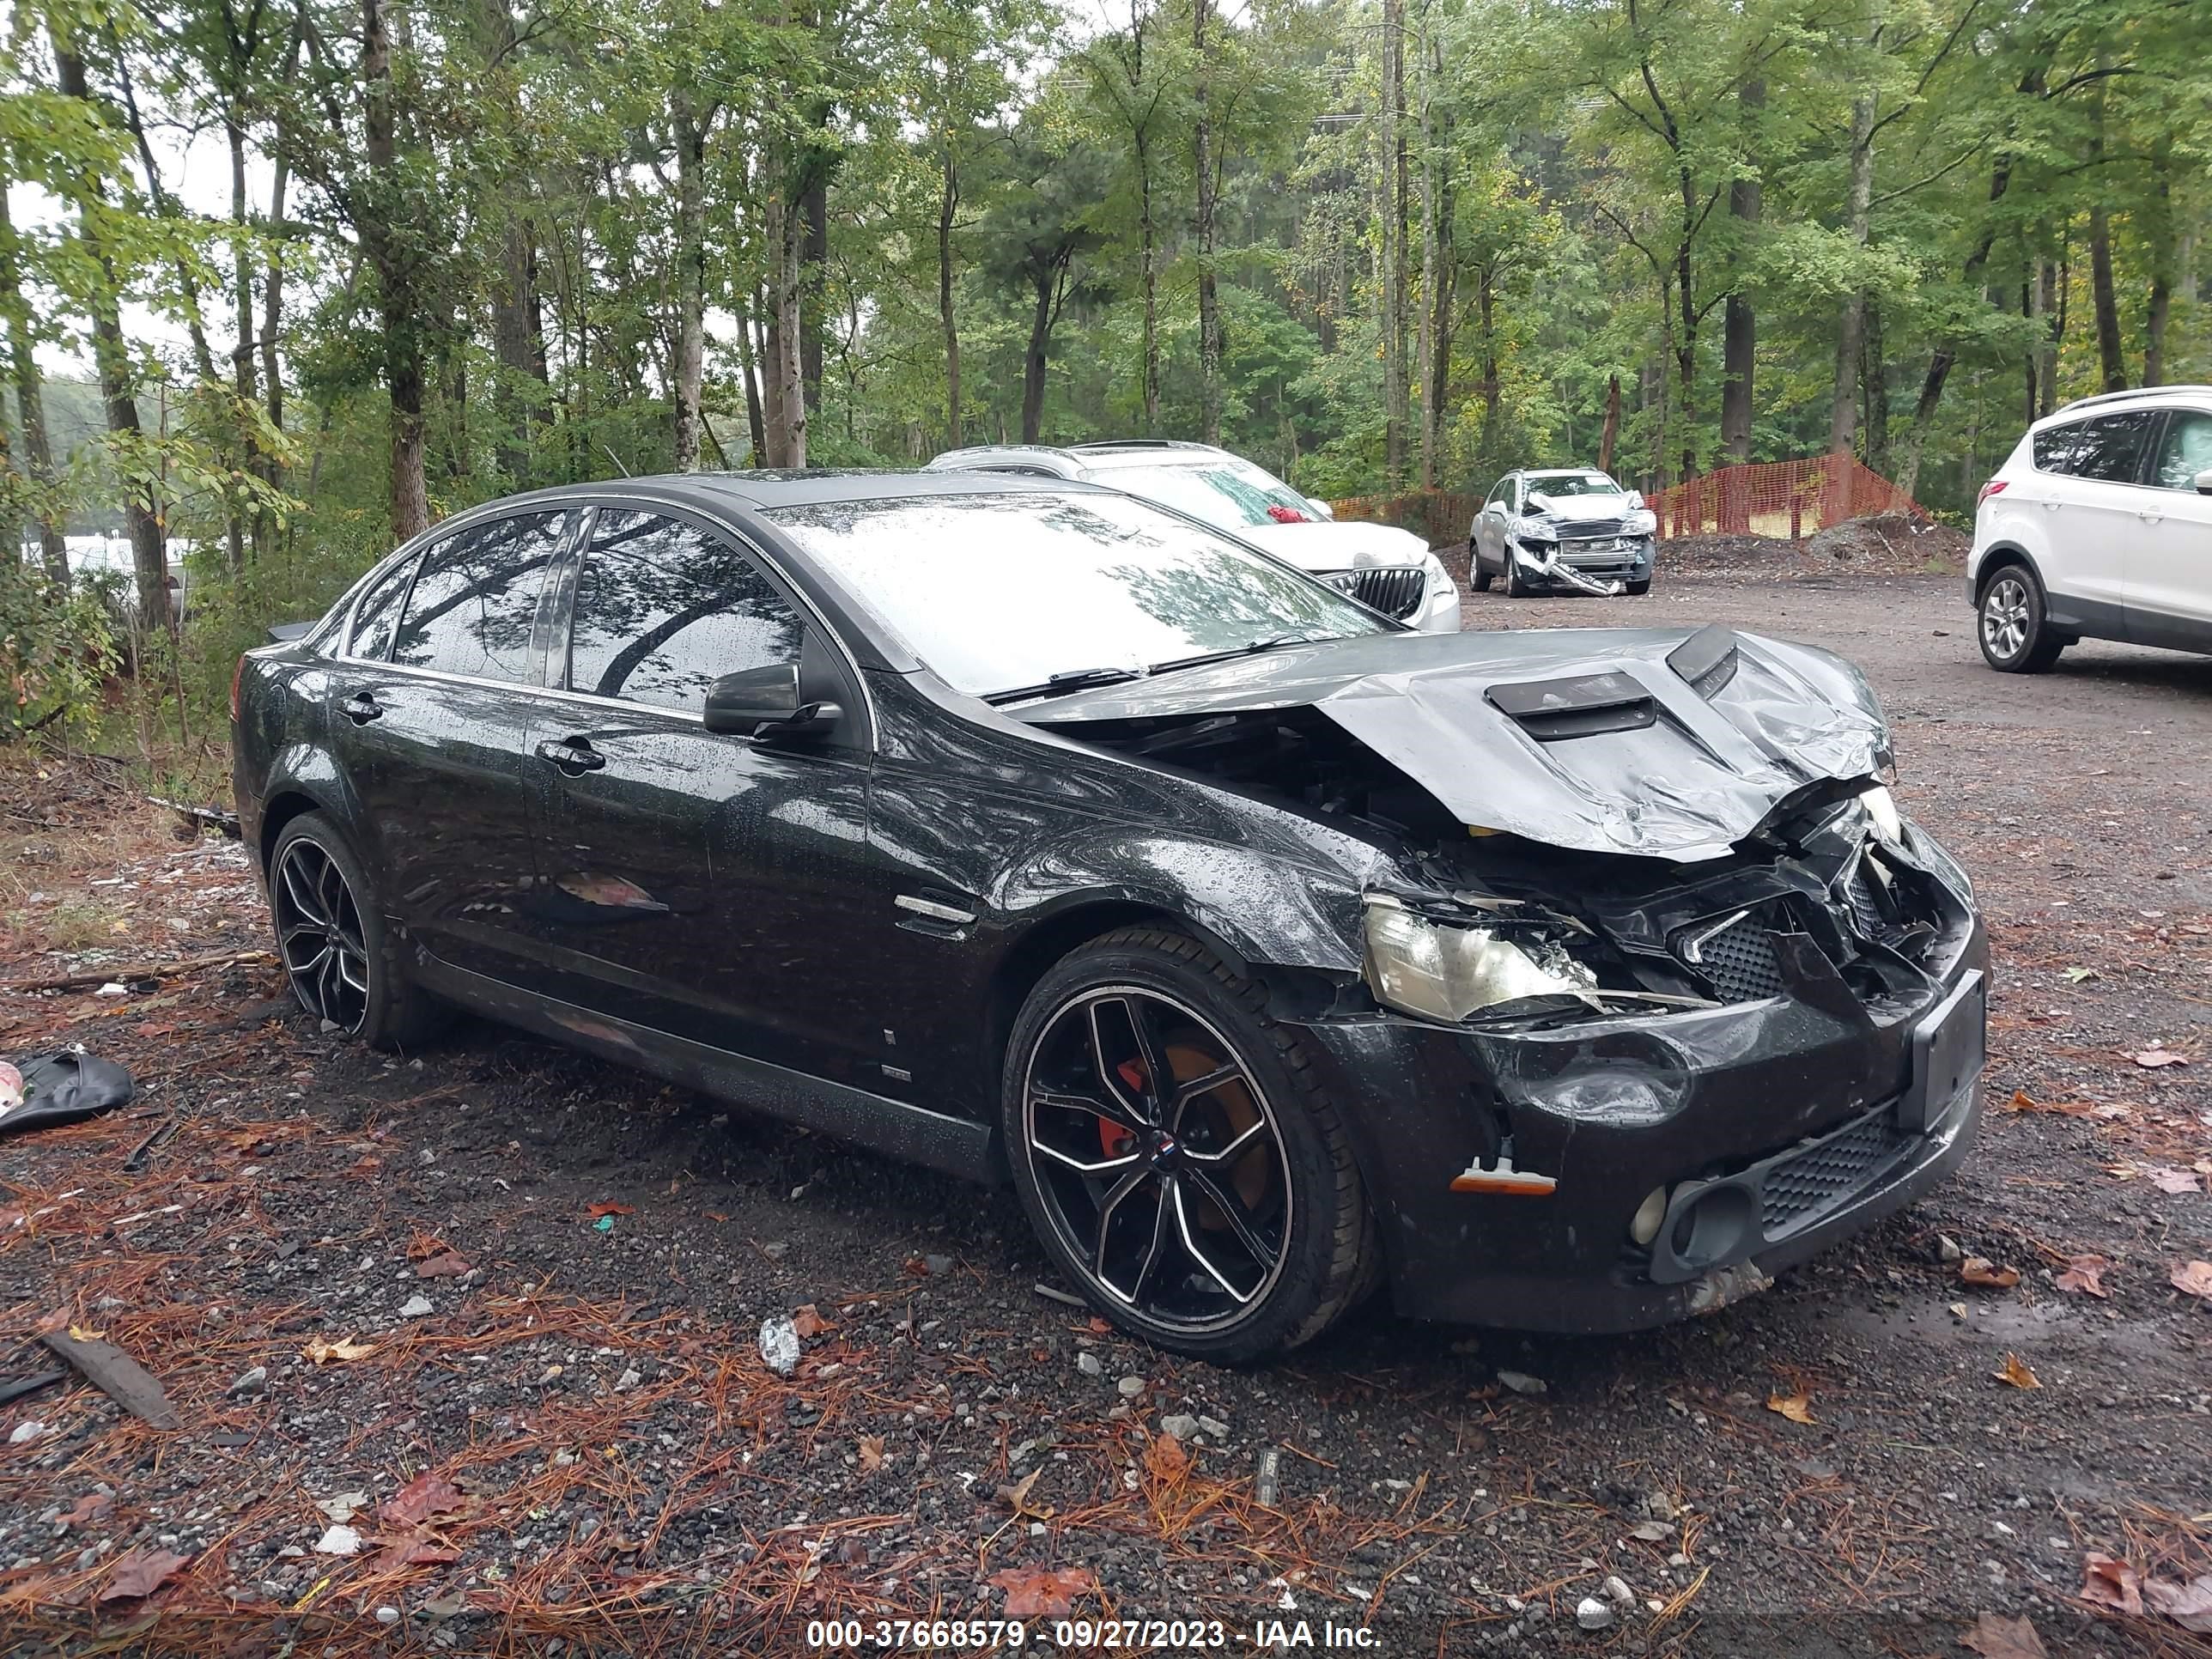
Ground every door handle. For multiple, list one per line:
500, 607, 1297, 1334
535, 737, 606, 775
2137, 510, 2164, 525
340, 691, 383, 725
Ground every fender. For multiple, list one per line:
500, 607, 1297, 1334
252, 746, 369, 875
1972, 542, 2104, 637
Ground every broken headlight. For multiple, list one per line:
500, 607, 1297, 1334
1857, 784, 1903, 845
1626, 507, 1658, 536
1362, 896, 1599, 1023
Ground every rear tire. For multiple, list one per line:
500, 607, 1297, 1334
267, 811, 451, 1052
1001, 927, 1376, 1363
1978, 565, 2064, 673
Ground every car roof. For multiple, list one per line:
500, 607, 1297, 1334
2039, 385, 2212, 428
465, 467, 1102, 516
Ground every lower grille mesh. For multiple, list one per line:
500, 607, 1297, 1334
1761, 1114, 1911, 1234
1325, 566, 1425, 619
1686, 914, 1785, 1002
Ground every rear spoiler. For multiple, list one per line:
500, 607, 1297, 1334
265, 620, 313, 645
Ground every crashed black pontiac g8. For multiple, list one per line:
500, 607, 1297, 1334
232, 471, 1987, 1361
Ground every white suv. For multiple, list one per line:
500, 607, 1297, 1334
1968, 386, 2212, 672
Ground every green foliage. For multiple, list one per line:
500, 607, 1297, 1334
0, 563, 118, 741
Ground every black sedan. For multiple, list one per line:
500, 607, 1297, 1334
233, 471, 1987, 1361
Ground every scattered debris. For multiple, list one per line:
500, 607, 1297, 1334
1158, 1413, 1200, 1441
313, 1523, 364, 1556
2170, 1261, 2212, 1301
1994, 1352, 2040, 1389
1962, 1611, 2050, 1658
412, 1251, 471, 1279
2131, 1048, 2188, 1069
1495, 1370, 1547, 1395
0, 1051, 136, 1139
757, 1315, 799, 1376
0, 1370, 65, 1408
1255, 1446, 1282, 1507
1033, 1281, 1087, 1309
397, 1294, 434, 1319
40, 1327, 178, 1429
227, 1365, 268, 1397
2145, 1574, 2212, 1633
1575, 1595, 1614, 1631
95, 1546, 191, 1604
1766, 1390, 1815, 1425
2055, 1255, 2110, 1297
992, 1565, 1093, 1619
791, 1304, 835, 1340
302, 1335, 375, 1364
2148, 1168, 2205, 1194
2081, 1553, 2143, 1616
1960, 1257, 2021, 1290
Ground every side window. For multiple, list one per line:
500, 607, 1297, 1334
392, 512, 566, 681
566, 511, 804, 714
2033, 422, 2087, 475
2150, 410, 2212, 491
1485, 480, 1509, 510
348, 551, 422, 660
2068, 410, 2157, 484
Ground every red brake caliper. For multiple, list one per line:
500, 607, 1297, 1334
1101, 1059, 1146, 1158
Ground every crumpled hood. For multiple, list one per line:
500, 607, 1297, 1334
1523, 488, 1636, 520
1024, 624, 1889, 862
1233, 520, 1433, 572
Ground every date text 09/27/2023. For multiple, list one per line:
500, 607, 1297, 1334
802, 1618, 1384, 1650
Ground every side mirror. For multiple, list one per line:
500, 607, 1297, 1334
2196, 468, 2212, 497
702, 663, 842, 738
1626, 490, 1646, 511
1305, 495, 1336, 521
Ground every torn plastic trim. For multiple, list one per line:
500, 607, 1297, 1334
1512, 541, 1626, 597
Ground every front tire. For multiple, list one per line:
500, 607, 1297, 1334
267, 811, 449, 1051
1001, 927, 1375, 1363
1469, 541, 1493, 592
1626, 578, 1651, 596
1504, 556, 1533, 598
1978, 566, 2064, 672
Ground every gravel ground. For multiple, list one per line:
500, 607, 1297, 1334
1, 567, 2208, 1658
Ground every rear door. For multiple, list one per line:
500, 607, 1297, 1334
523, 505, 882, 1085
2129, 406, 2212, 647
2045, 410, 2159, 621
335, 510, 574, 981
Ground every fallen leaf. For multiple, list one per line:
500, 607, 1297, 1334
857, 1435, 884, 1474
316, 1491, 370, 1522
1960, 1257, 2021, 1290
1143, 1431, 1191, 1480
1765, 1390, 1815, 1425
413, 1252, 471, 1279
585, 1202, 635, 1218
63, 1492, 113, 1529
1994, 1352, 2040, 1389
2133, 1048, 2188, 1068
2063, 967, 2097, 984
66, 1324, 104, 1342
705, 1212, 729, 1223
314, 1523, 363, 1557
2055, 1255, 2110, 1297
302, 1335, 375, 1364
2149, 1168, 2205, 1195
992, 1565, 1094, 1619
1085, 1317, 1110, 1335
1628, 1520, 1673, 1542
2003, 1089, 2038, 1112
95, 1547, 190, 1603
2081, 1553, 2144, 1616
379, 1474, 465, 1528
791, 1304, 836, 1340
1961, 1611, 2050, 1658
369, 1532, 463, 1572
2170, 1261, 2212, 1300
2144, 1574, 2212, 1633
996, 1467, 1051, 1518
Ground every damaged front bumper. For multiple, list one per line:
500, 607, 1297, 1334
1514, 537, 1656, 595
1288, 884, 1989, 1334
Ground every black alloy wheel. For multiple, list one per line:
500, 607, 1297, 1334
266, 811, 448, 1050
1004, 927, 1374, 1361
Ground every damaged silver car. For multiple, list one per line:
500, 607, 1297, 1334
234, 471, 1985, 1362
1472, 468, 1660, 597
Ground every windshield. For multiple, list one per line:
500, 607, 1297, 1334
1084, 460, 1314, 532
1523, 473, 1622, 501
767, 491, 1386, 698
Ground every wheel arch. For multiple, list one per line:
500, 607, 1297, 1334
1973, 542, 2042, 601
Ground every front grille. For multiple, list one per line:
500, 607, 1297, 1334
1680, 912, 1785, 1002
1555, 517, 1626, 538
1844, 866, 1886, 934
1323, 566, 1425, 619
1760, 1113, 1911, 1236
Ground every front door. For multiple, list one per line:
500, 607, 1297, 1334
335, 511, 574, 981
2046, 409, 2160, 621
2130, 407, 2212, 646
522, 507, 881, 1085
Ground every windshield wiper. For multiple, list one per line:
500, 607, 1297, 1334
1146, 632, 1331, 677
979, 665, 1145, 706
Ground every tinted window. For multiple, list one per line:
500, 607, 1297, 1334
348, 552, 420, 660
391, 514, 565, 681
2033, 422, 2087, 474
2151, 410, 2212, 490
1485, 481, 1510, 508
566, 511, 803, 713
2068, 411, 2156, 484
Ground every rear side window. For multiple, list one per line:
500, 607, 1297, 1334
348, 553, 420, 660
565, 511, 804, 714
391, 513, 567, 681
2068, 410, 2157, 483
2151, 410, 2212, 490
2033, 422, 2087, 474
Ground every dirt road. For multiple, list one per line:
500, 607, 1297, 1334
1, 569, 2207, 1656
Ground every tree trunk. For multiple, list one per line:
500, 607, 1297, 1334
1719, 81, 1762, 489
226, 116, 255, 570
1138, 132, 1158, 433
2036, 258, 2058, 416
1021, 267, 1056, 444
1674, 161, 1698, 484
1417, 34, 1450, 491
1597, 374, 1621, 474
758, 274, 785, 465
2141, 141, 2173, 387
765, 188, 807, 466
670, 89, 708, 471
52, 35, 170, 634
253, 148, 291, 564
939, 133, 961, 449
360, 0, 430, 539
1895, 161, 2010, 501
1863, 301, 1888, 476
1827, 96, 1875, 458
2088, 204, 2124, 393
1379, 0, 1408, 485
738, 305, 767, 465
0, 180, 69, 581
1192, 0, 1221, 446
800, 172, 827, 418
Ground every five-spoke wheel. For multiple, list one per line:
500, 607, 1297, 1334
272, 835, 371, 1032
1003, 927, 1374, 1361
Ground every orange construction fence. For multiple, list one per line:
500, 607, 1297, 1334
1331, 455, 1929, 549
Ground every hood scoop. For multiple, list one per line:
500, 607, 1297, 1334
1024, 625, 1887, 863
